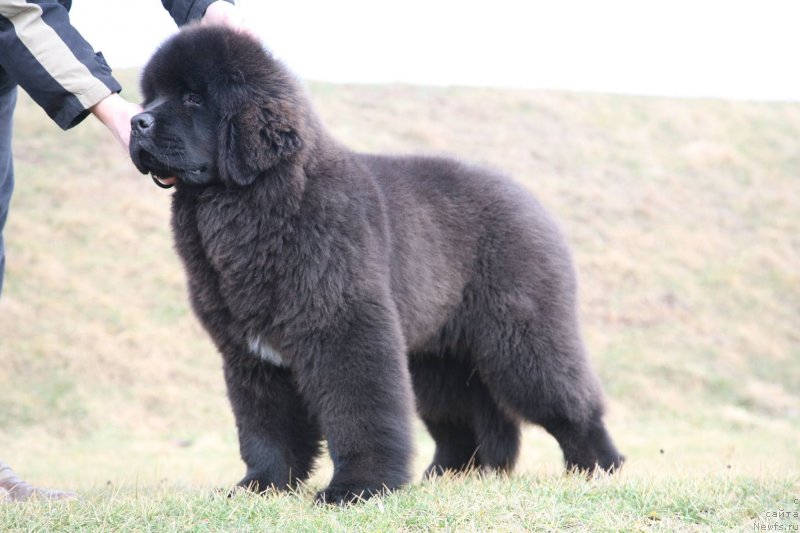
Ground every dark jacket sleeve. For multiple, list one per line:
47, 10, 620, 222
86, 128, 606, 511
0, 0, 121, 130
161, 0, 235, 26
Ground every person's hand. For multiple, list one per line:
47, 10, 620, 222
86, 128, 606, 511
201, 1, 246, 30
91, 94, 178, 187
90, 93, 142, 150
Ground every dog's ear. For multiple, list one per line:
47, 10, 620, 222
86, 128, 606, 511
217, 100, 303, 186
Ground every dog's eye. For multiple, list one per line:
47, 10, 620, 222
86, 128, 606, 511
184, 93, 203, 106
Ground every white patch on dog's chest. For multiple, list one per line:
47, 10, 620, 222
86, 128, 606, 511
247, 336, 287, 367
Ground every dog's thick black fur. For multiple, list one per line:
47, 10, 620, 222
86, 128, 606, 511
130, 25, 623, 504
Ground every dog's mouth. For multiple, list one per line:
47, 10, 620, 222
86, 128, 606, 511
151, 174, 177, 189
131, 143, 214, 189
133, 149, 184, 189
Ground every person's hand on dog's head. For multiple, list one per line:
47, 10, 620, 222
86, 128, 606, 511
203, 2, 246, 30
201, 1, 258, 39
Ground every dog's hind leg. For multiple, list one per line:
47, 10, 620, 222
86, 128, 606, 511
470, 301, 624, 474
410, 354, 520, 477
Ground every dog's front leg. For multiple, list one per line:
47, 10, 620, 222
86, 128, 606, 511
223, 356, 322, 493
295, 300, 415, 505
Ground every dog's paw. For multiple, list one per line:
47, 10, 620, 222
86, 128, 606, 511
314, 484, 387, 505
231, 474, 288, 497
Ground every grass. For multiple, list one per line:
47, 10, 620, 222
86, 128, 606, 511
2, 473, 797, 532
0, 69, 798, 530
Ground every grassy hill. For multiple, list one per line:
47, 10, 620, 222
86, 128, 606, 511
1, 70, 798, 530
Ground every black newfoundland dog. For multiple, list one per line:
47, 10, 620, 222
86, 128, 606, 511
129, 25, 623, 504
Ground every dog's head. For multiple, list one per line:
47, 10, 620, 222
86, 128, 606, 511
129, 25, 305, 188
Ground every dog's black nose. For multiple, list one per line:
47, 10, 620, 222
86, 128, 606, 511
131, 112, 155, 134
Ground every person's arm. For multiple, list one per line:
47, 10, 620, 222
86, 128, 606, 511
0, 0, 121, 130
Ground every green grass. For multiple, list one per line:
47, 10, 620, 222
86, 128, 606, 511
2, 473, 797, 532
0, 70, 798, 529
